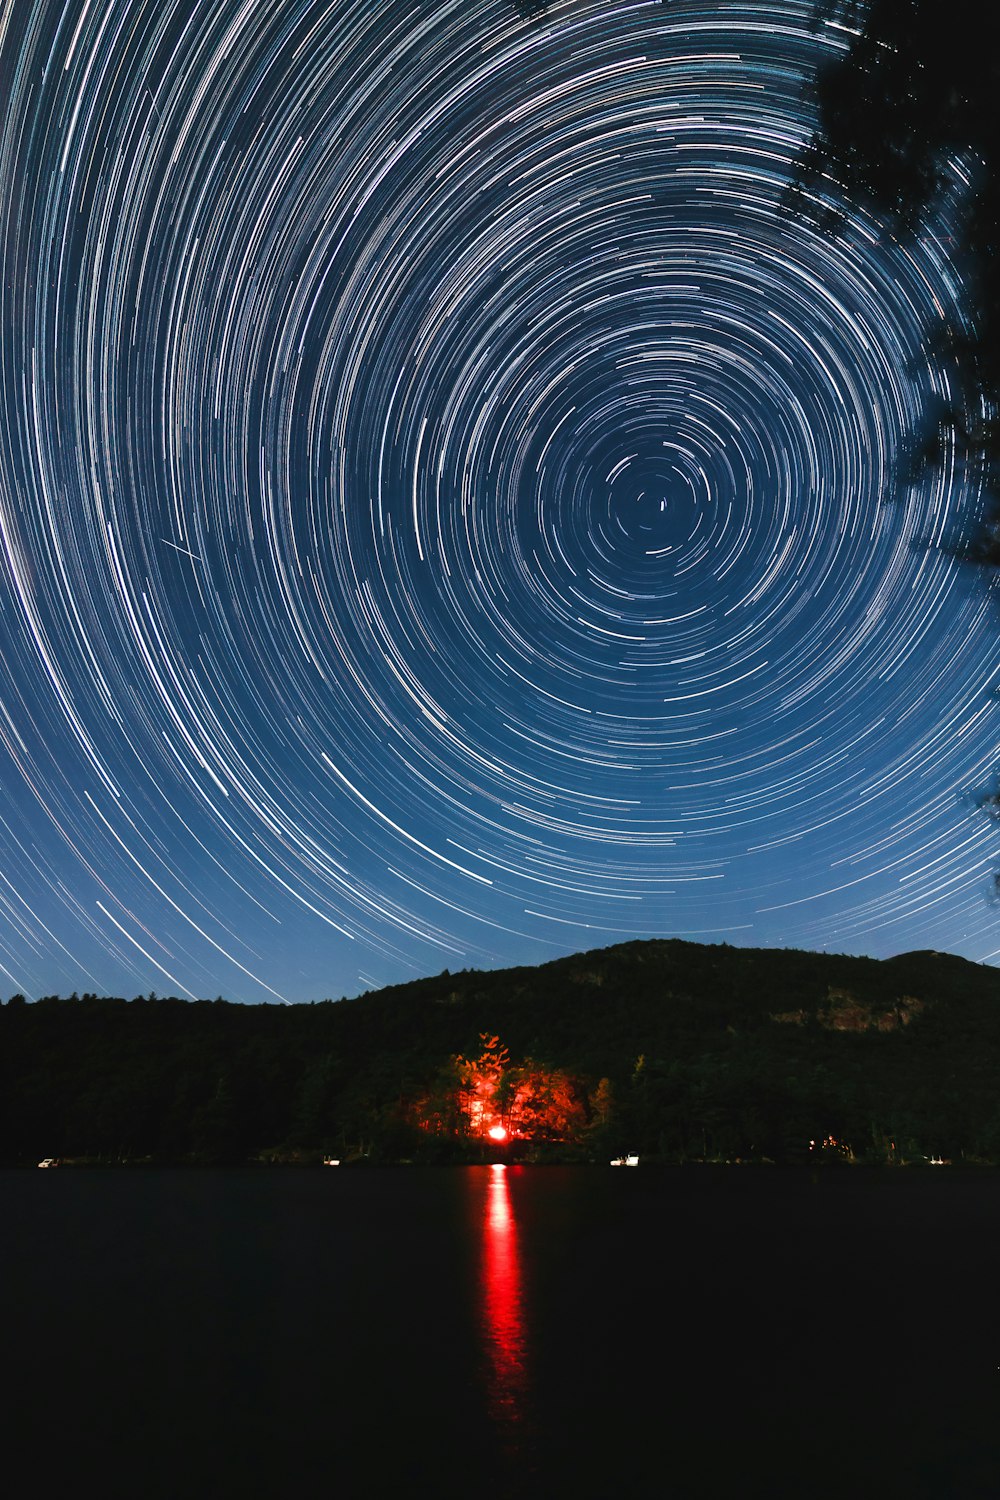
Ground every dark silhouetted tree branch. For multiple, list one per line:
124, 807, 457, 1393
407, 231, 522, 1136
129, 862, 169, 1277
794, 1, 1000, 557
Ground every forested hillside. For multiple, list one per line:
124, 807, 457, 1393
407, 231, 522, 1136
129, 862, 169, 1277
4, 939, 1000, 1165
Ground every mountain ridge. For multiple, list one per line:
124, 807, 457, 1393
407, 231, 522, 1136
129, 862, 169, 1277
4, 937, 999, 1165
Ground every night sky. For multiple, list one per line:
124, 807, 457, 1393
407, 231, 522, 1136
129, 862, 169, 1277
1, 0, 998, 1004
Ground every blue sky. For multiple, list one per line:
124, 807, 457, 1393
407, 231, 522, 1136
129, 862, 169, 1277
2, 0, 998, 1002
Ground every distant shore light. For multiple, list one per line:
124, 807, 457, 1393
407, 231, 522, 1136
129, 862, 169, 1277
488, 1124, 507, 1141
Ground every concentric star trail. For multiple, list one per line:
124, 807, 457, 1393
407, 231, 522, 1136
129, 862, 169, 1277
1, 0, 998, 1003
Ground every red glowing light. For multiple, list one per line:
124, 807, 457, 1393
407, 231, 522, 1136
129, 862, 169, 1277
482, 1163, 526, 1432
488, 1124, 507, 1141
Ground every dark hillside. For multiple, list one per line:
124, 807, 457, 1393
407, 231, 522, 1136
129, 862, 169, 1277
3, 939, 999, 1165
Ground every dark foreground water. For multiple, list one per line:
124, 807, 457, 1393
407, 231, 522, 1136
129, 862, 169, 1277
4, 1166, 999, 1497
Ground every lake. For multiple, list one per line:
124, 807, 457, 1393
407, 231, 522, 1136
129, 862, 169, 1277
4, 1166, 999, 1496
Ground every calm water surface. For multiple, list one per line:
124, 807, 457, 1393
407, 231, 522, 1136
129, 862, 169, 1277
5, 1166, 999, 1497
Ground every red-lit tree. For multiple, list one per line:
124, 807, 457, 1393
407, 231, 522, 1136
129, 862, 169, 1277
413, 1033, 587, 1145
504, 1063, 586, 1142
453, 1033, 510, 1136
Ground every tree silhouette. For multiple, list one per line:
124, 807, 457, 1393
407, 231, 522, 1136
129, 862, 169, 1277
794, 0, 1000, 553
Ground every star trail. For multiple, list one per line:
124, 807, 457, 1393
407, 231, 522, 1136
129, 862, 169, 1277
1, 0, 998, 1003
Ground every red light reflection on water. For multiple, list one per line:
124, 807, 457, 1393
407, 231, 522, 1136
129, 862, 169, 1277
481, 1164, 527, 1438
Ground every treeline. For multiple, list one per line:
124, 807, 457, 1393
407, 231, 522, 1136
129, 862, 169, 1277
3, 939, 1000, 1165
